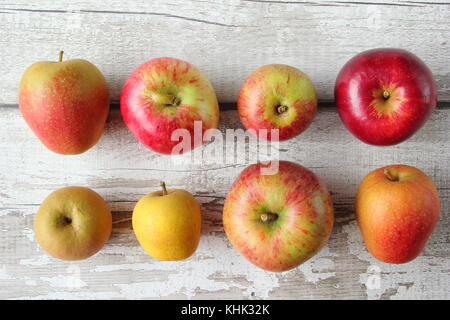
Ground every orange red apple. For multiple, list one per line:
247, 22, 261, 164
356, 165, 440, 263
19, 51, 110, 154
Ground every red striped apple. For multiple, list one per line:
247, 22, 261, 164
120, 57, 219, 154
223, 161, 334, 272
19, 51, 109, 155
335, 48, 437, 146
356, 165, 440, 264
237, 64, 317, 141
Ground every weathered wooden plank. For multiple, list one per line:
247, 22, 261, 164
0, 106, 448, 299
0, 0, 449, 105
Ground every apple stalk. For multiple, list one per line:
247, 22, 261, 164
260, 212, 278, 223
160, 181, 168, 195
384, 169, 398, 182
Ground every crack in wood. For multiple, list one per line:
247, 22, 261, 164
241, 0, 424, 7
0, 7, 252, 28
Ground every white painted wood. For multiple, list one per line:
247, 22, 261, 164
0, 106, 449, 299
0, 0, 449, 104
0, 0, 449, 300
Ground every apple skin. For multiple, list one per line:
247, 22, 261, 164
34, 186, 112, 261
132, 182, 201, 261
223, 161, 333, 272
120, 57, 219, 154
237, 64, 317, 141
356, 165, 440, 264
335, 48, 437, 146
19, 54, 109, 154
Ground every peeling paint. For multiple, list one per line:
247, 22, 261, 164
343, 221, 449, 300
40, 275, 88, 288
19, 255, 51, 266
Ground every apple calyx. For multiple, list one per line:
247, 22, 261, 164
260, 212, 278, 223
276, 105, 288, 114
384, 168, 399, 182
58, 50, 64, 63
63, 216, 72, 224
382, 90, 390, 100
58, 214, 72, 227
160, 181, 169, 195
151, 92, 181, 107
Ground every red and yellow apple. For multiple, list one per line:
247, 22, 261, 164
335, 48, 437, 146
223, 161, 334, 272
19, 51, 110, 154
34, 186, 112, 261
132, 182, 201, 261
237, 64, 317, 141
356, 165, 440, 263
120, 57, 219, 154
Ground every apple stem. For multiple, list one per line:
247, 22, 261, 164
276, 105, 288, 114
260, 212, 278, 223
160, 181, 168, 195
382, 90, 390, 100
58, 50, 64, 63
170, 96, 181, 107
384, 169, 398, 182
151, 93, 180, 107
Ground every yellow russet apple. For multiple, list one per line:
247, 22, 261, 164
132, 182, 201, 261
34, 186, 112, 260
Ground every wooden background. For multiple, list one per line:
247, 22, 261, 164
0, 0, 449, 300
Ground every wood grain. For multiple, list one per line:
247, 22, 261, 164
0, 105, 448, 299
0, 0, 449, 105
1, 0, 449, 300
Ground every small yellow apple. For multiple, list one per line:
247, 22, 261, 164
34, 186, 112, 260
132, 182, 201, 261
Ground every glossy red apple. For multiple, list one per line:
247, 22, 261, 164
223, 161, 334, 272
238, 64, 317, 141
120, 57, 219, 154
335, 48, 437, 146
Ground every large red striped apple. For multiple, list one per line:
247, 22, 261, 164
120, 57, 219, 154
223, 161, 334, 272
356, 165, 440, 264
335, 48, 437, 146
19, 51, 109, 155
237, 64, 317, 141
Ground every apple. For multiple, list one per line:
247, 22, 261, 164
356, 165, 440, 263
34, 186, 112, 260
120, 57, 220, 154
237, 64, 317, 141
19, 51, 110, 154
335, 48, 437, 146
223, 161, 334, 272
132, 182, 201, 260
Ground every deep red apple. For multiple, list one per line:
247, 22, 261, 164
335, 48, 437, 146
120, 57, 219, 154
